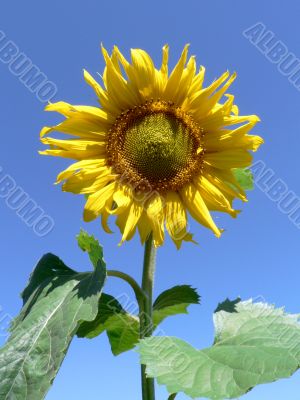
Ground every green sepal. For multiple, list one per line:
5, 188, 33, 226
232, 168, 254, 191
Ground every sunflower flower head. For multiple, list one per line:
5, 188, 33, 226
40, 44, 263, 248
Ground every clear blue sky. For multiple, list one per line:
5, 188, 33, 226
1, 1, 300, 399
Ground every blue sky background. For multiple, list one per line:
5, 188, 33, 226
1, 1, 300, 399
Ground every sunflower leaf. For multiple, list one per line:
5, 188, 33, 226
21, 253, 76, 305
153, 285, 200, 326
214, 297, 241, 314
105, 314, 140, 356
77, 293, 125, 338
77, 293, 140, 356
233, 168, 254, 191
0, 252, 106, 400
139, 299, 300, 399
78, 285, 200, 356
77, 228, 104, 269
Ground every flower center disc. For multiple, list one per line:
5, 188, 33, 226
124, 113, 194, 181
107, 101, 204, 192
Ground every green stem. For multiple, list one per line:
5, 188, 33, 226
107, 269, 146, 308
140, 233, 157, 400
168, 394, 177, 400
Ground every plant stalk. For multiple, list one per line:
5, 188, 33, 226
140, 233, 157, 400
107, 269, 146, 308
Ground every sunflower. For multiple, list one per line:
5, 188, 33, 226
40, 45, 263, 248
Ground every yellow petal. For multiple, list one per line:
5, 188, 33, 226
110, 186, 133, 215
163, 44, 189, 100
190, 72, 237, 119
200, 73, 237, 116
84, 182, 117, 222
146, 194, 165, 247
39, 147, 106, 160
83, 69, 103, 99
130, 48, 158, 98
41, 136, 106, 149
118, 201, 143, 244
40, 117, 108, 140
165, 192, 195, 249
205, 131, 263, 152
40, 137, 107, 160
159, 44, 169, 79
180, 182, 222, 237
204, 149, 253, 169
198, 94, 236, 130
113, 45, 131, 71
101, 197, 114, 234
206, 167, 247, 202
45, 101, 113, 124
172, 56, 196, 106
204, 116, 262, 153
223, 114, 260, 127
138, 212, 152, 245
187, 66, 205, 95
56, 159, 107, 183
83, 69, 119, 117
101, 45, 140, 110
160, 45, 169, 81
194, 175, 238, 217
62, 167, 115, 194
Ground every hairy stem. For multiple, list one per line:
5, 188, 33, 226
140, 233, 157, 400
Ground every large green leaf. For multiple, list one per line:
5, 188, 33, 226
21, 253, 76, 304
139, 299, 300, 399
0, 250, 106, 400
78, 285, 200, 356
